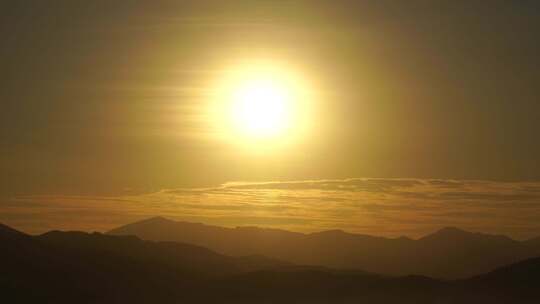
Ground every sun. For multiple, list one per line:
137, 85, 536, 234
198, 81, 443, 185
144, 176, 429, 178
230, 77, 292, 138
210, 61, 312, 149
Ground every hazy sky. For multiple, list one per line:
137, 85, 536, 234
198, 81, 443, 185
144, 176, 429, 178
1, 1, 540, 236
5, 178, 540, 239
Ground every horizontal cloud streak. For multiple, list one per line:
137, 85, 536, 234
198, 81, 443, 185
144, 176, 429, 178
2, 178, 540, 239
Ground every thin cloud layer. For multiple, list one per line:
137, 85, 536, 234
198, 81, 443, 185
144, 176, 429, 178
2, 178, 540, 239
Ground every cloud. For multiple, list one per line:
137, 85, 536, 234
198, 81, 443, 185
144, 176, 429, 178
2, 178, 540, 239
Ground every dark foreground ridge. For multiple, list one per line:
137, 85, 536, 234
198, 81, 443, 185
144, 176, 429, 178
2, 222, 540, 303
109, 217, 540, 279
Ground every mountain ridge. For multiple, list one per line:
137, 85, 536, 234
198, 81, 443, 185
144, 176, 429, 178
108, 217, 540, 279
109, 217, 529, 242
2, 221, 540, 303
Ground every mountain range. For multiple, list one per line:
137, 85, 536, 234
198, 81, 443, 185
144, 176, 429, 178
2, 220, 540, 303
109, 216, 540, 279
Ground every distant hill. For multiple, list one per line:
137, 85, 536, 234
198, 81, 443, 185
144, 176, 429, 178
0, 223, 288, 303
448, 256, 540, 303
2, 222, 540, 303
109, 217, 540, 279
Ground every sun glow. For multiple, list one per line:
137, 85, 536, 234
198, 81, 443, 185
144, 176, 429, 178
212, 61, 311, 148
230, 77, 292, 137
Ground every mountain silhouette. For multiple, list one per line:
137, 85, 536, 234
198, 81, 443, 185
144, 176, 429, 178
2, 222, 540, 303
109, 217, 540, 279
37, 230, 290, 275
1, 222, 287, 303
0, 222, 27, 238
448, 256, 540, 303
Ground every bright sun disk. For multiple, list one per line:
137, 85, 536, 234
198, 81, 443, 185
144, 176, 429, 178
211, 61, 312, 149
230, 78, 291, 138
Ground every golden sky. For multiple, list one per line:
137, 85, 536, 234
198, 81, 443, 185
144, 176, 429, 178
1, 1, 540, 237
4, 178, 540, 240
